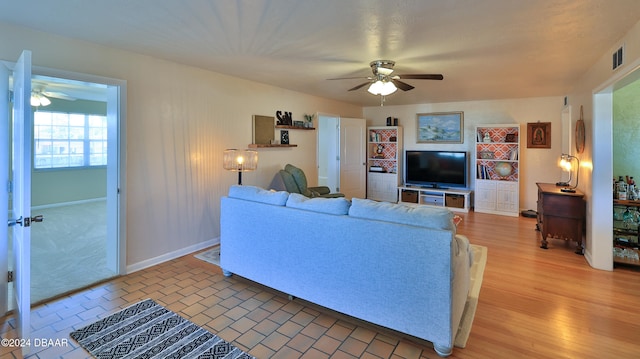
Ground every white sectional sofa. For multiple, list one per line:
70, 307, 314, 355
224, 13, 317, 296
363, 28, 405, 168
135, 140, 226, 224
220, 185, 472, 357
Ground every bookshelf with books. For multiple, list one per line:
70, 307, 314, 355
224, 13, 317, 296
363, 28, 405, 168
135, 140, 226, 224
367, 126, 403, 202
475, 124, 520, 216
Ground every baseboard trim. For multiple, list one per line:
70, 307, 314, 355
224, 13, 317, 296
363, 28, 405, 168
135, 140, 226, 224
126, 237, 220, 274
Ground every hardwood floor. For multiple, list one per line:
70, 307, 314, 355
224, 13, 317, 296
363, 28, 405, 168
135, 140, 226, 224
1, 211, 639, 358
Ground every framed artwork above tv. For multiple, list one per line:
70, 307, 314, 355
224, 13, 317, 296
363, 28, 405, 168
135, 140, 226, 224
416, 112, 464, 143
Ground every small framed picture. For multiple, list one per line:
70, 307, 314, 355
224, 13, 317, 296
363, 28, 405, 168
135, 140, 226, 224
505, 133, 517, 143
527, 122, 551, 148
280, 130, 290, 145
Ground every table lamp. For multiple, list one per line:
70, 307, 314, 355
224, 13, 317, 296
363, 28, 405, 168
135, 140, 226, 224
558, 153, 579, 193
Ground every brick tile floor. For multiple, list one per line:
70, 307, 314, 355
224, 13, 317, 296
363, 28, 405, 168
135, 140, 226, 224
0, 251, 435, 359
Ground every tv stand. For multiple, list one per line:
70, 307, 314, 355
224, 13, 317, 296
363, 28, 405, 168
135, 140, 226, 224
398, 186, 473, 213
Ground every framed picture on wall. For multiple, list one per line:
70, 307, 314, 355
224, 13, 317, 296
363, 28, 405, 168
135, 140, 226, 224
416, 112, 464, 143
527, 122, 551, 148
280, 130, 290, 145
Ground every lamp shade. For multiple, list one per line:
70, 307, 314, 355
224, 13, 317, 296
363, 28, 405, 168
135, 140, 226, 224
367, 80, 397, 96
223, 149, 258, 172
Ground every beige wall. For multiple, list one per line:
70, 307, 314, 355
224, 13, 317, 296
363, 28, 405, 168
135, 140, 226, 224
0, 22, 362, 268
363, 97, 565, 211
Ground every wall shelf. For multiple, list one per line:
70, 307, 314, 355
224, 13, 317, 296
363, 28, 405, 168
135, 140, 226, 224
275, 125, 315, 130
248, 144, 298, 148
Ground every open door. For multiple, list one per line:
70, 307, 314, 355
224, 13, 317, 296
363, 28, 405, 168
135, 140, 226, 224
0, 51, 9, 317
8, 50, 33, 355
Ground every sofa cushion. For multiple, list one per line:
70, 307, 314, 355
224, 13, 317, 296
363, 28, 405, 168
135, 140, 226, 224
285, 164, 313, 197
286, 193, 351, 215
228, 185, 288, 206
349, 198, 455, 231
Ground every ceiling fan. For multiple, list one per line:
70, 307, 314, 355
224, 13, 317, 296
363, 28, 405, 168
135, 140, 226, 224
31, 82, 77, 107
328, 60, 443, 97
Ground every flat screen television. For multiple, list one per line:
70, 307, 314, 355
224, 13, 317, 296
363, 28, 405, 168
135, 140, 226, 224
405, 150, 468, 189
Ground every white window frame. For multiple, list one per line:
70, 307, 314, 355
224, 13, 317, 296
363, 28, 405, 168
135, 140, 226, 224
33, 110, 107, 170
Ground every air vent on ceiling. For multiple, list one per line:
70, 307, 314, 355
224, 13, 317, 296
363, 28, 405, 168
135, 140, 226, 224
613, 45, 624, 70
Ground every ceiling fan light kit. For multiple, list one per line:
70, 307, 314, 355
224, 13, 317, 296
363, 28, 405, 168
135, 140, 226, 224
30, 92, 51, 107
367, 79, 397, 96
329, 59, 443, 105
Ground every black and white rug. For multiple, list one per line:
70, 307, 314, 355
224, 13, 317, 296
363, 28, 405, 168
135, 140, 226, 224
70, 298, 254, 359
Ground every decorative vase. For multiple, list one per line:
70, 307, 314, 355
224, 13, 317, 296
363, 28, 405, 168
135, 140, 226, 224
495, 162, 513, 177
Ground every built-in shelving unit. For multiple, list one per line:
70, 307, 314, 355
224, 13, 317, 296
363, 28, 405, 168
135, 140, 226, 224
475, 124, 520, 216
367, 126, 402, 202
613, 199, 640, 266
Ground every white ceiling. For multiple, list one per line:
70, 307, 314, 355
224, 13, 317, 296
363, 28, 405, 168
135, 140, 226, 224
2, 0, 640, 106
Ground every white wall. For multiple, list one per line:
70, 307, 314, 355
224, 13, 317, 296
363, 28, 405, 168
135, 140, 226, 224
0, 22, 362, 268
363, 97, 565, 211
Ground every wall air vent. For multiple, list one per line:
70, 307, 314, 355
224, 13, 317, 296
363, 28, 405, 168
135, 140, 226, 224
613, 45, 624, 70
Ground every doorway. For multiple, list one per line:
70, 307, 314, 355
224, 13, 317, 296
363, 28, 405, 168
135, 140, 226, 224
317, 114, 366, 199
3, 66, 126, 308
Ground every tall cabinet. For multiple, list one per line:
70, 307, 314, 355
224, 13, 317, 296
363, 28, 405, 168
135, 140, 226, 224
475, 124, 520, 216
367, 126, 403, 202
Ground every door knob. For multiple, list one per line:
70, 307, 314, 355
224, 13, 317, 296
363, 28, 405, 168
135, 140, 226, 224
7, 215, 44, 227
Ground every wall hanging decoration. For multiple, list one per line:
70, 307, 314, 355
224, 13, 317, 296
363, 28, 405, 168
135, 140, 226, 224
252, 115, 275, 145
575, 105, 585, 154
526, 121, 551, 148
416, 112, 464, 143
280, 130, 289, 145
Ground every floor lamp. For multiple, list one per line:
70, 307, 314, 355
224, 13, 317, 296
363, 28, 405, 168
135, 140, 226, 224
223, 149, 258, 185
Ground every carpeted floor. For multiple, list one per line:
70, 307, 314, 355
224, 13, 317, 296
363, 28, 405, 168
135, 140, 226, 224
194, 243, 487, 349
71, 298, 255, 359
17, 200, 117, 304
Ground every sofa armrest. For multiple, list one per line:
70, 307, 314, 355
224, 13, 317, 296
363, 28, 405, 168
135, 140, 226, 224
309, 186, 331, 195
454, 234, 472, 266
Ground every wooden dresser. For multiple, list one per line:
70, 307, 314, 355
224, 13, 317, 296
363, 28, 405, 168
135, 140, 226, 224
536, 183, 586, 254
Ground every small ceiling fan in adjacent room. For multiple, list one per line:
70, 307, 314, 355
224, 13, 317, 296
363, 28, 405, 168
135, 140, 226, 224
328, 60, 443, 104
31, 84, 77, 107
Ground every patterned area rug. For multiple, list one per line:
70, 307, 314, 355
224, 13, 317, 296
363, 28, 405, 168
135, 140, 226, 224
194, 246, 220, 267
70, 298, 254, 359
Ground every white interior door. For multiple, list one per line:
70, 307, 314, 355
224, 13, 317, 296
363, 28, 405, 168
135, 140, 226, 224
0, 54, 9, 316
10, 50, 33, 355
339, 118, 366, 199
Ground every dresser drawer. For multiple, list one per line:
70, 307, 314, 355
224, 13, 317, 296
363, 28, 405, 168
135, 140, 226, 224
541, 194, 585, 218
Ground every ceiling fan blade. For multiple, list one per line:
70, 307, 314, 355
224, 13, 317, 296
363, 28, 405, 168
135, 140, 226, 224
327, 76, 372, 80
396, 74, 444, 80
42, 91, 77, 101
391, 79, 414, 91
348, 82, 371, 91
